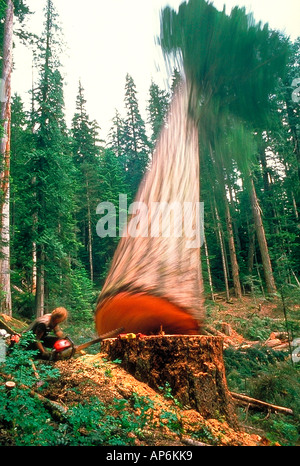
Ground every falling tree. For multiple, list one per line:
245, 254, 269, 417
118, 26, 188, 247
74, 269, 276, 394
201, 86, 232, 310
96, 81, 204, 336
159, 0, 289, 296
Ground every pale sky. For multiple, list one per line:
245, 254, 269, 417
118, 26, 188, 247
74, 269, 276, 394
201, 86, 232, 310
12, 0, 300, 140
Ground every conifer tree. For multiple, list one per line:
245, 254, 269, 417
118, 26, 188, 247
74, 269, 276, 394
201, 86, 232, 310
10, 94, 36, 308
95, 148, 128, 284
71, 81, 102, 283
147, 80, 169, 147
108, 109, 126, 161
123, 73, 150, 197
30, 0, 77, 316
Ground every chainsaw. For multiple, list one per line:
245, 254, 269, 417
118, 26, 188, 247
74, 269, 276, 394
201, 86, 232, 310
51, 327, 124, 361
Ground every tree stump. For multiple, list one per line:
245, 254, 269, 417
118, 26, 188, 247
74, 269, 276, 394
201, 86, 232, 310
101, 335, 236, 425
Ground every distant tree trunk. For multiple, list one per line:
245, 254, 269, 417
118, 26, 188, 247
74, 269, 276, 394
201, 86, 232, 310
254, 249, 265, 298
31, 78, 37, 296
0, 0, 13, 315
213, 196, 230, 302
222, 185, 242, 298
32, 242, 37, 294
35, 244, 45, 317
203, 231, 214, 301
34, 0, 50, 318
249, 176, 276, 294
226, 175, 241, 253
291, 191, 299, 220
215, 159, 242, 298
247, 221, 255, 274
258, 146, 280, 237
85, 174, 93, 282
283, 84, 300, 181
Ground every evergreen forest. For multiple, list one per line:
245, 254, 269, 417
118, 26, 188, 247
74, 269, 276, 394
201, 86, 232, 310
0, 0, 299, 448
0, 0, 298, 323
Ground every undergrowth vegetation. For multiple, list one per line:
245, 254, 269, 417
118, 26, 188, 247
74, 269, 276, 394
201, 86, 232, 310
221, 310, 300, 446
224, 348, 299, 445
0, 335, 190, 446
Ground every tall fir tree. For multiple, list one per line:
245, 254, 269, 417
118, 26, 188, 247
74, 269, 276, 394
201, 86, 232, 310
147, 80, 169, 147
71, 81, 102, 283
95, 148, 128, 284
29, 0, 77, 316
107, 109, 125, 160
10, 94, 36, 315
123, 73, 150, 198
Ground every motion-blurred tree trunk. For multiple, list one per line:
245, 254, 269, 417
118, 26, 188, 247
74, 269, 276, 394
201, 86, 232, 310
0, 0, 13, 315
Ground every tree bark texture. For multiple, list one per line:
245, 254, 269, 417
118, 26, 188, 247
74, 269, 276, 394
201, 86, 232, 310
249, 177, 276, 294
35, 245, 45, 317
101, 335, 237, 426
203, 232, 214, 301
0, 0, 14, 315
213, 197, 230, 301
223, 191, 242, 298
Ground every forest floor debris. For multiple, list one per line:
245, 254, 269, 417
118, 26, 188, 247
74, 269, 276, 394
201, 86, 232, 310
40, 294, 298, 446
42, 353, 269, 446
1, 294, 299, 446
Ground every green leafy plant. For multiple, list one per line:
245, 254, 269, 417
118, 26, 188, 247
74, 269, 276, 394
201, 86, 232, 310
159, 382, 182, 407
1, 338, 161, 448
3, 332, 59, 386
0, 332, 61, 446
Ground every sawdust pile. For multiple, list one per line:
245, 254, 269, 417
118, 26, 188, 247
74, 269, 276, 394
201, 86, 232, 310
42, 352, 270, 447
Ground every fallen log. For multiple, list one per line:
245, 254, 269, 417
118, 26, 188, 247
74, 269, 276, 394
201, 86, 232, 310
181, 437, 211, 447
230, 391, 293, 416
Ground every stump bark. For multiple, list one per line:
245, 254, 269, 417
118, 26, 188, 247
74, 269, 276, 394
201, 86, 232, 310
101, 335, 236, 425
